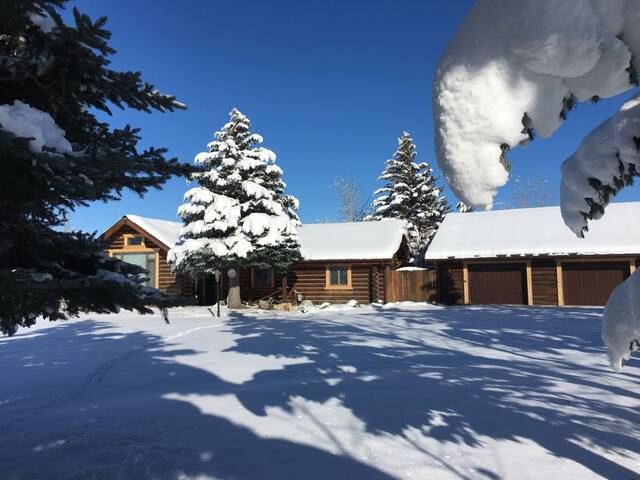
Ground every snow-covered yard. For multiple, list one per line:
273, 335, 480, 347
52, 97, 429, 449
1, 304, 638, 480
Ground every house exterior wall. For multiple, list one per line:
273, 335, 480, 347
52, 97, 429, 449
435, 255, 639, 307
437, 261, 464, 305
103, 223, 193, 298
234, 260, 394, 305
102, 218, 410, 305
531, 260, 558, 306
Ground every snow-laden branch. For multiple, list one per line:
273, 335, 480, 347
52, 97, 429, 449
0, 101, 72, 154
433, 0, 640, 210
433, 0, 640, 370
561, 93, 640, 236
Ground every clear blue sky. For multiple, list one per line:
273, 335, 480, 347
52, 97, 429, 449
65, 0, 639, 234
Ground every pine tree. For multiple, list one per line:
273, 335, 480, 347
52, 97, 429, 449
170, 108, 301, 307
367, 132, 448, 262
0, 2, 190, 335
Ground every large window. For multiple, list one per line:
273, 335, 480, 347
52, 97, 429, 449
252, 268, 274, 288
113, 252, 156, 287
326, 265, 351, 289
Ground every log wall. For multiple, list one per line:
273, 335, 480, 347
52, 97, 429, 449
233, 261, 393, 305
437, 262, 464, 304
531, 260, 558, 306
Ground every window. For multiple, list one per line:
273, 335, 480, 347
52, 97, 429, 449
252, 268, 274, 288
113, 252, 156, 287
326, 265, 351, 289
126, 235, 144, 246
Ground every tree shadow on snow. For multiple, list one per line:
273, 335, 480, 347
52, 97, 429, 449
1, 306, 638, 479
0, 320, 394, 480
222, 305, 640, 480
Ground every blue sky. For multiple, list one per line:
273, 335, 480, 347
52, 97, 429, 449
65, 0, 639, 233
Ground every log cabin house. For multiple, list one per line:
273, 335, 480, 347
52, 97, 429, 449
101, 215, 411, 305
425, 202, 640, 306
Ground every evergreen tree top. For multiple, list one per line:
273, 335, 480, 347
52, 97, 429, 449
367, 131, 448, 262
170, 108, 301, 274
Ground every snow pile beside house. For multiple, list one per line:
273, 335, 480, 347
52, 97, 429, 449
0, 100, 71, 154
433, 0, 640, 210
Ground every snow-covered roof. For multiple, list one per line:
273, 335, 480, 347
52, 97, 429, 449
119, 216, 407, 261
425, 202, 640, 260
124, 215, 182, 249
298, 219, 407, 261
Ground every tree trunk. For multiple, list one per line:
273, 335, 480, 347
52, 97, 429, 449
227, 267, 242, 309
281, 274, 288, 303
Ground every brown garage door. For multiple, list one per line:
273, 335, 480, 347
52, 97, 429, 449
562, 261, 629, 306
468, 263, 527, 304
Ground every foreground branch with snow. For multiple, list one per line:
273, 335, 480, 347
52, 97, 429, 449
433, 0, 640, 369
433, 0, 640, 210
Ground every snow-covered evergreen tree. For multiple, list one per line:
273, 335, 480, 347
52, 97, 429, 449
169, 108, 301, 307
0, 1, 190, 335
367, 132, 448, 261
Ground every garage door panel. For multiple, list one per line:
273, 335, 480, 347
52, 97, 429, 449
563, 262, 629, 306
468, 263, 526, 305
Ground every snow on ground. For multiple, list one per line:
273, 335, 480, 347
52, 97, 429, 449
0, 304, 638, 479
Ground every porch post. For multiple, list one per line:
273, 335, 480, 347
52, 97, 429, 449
462, 262, 469, 305
281, 273, 288, 303
556, 260, 564, 306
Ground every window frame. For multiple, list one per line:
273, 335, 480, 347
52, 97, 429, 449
325, 264, 352, 290
112, 251, 157, 288
107, 231, 159, 289
251, 268, 275, 289
124, 234, 145, 247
